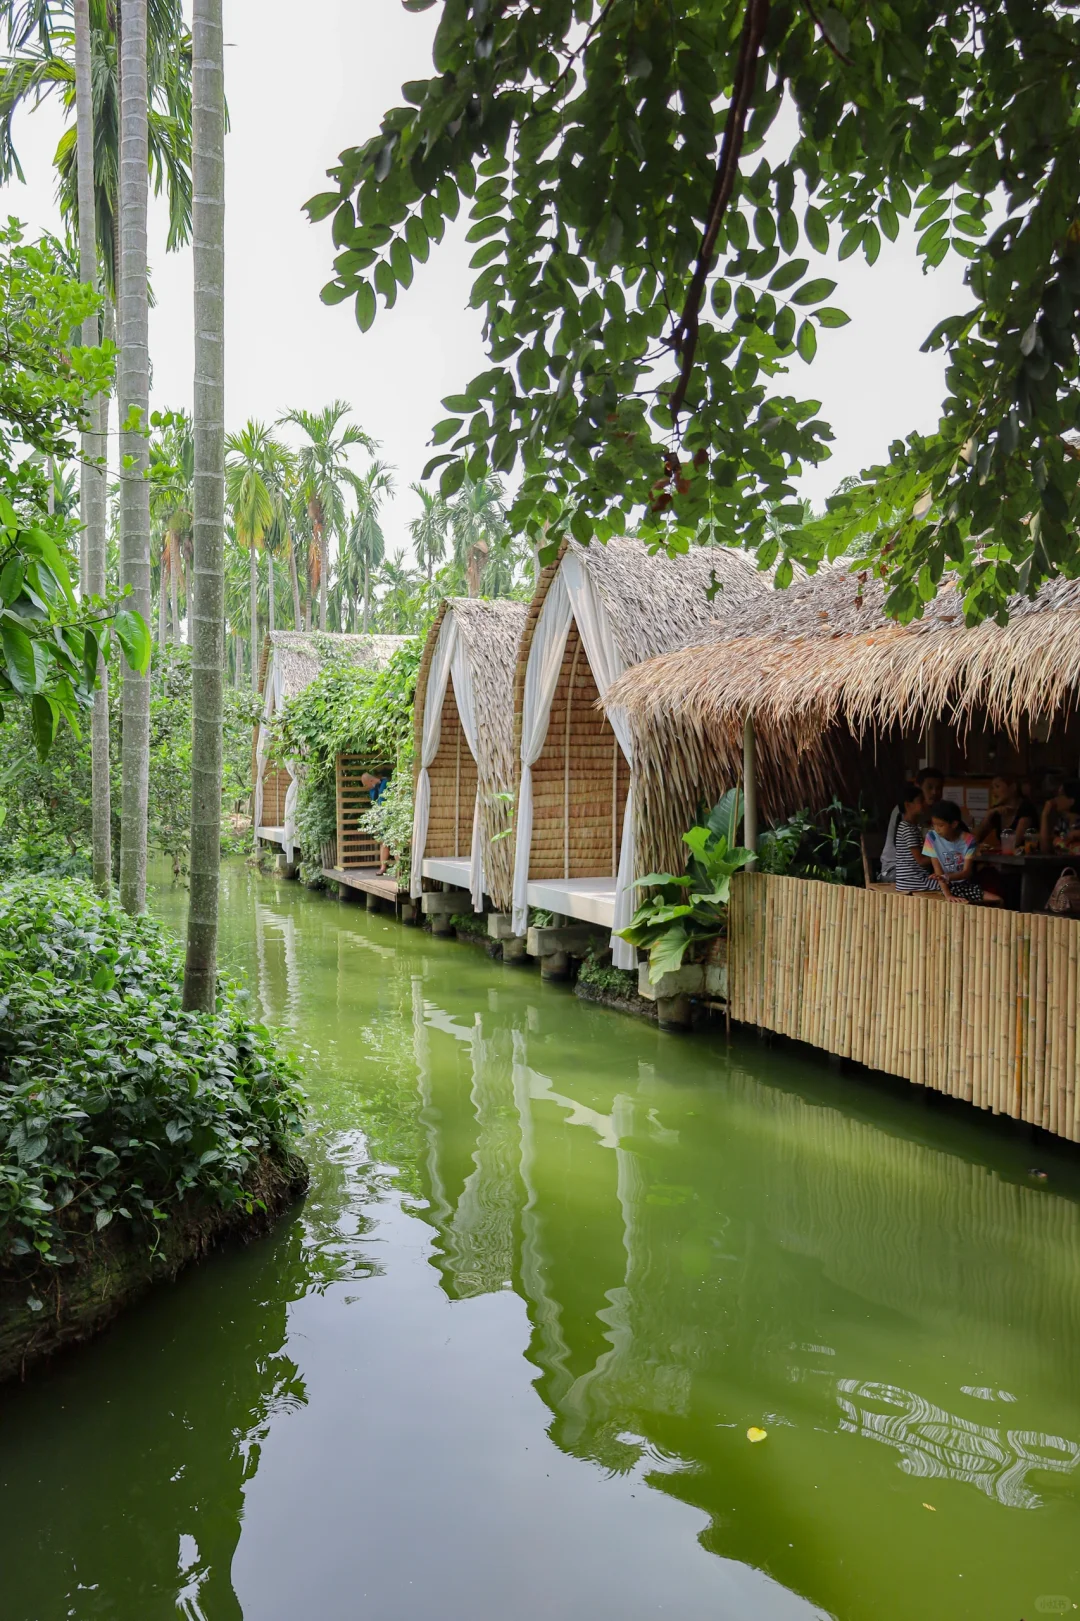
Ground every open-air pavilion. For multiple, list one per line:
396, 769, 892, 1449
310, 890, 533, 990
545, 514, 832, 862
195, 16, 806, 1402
253, 630, 405, 866
604, 567, 1080, 1139
510, 537, 764, 965
410, 597, 527, 913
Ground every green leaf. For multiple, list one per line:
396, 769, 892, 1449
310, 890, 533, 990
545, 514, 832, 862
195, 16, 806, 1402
819, 6, 850, 54
804, 206, 829, 253
768, 258, 809, 292
113, 609, 151, 675
30, 693, 56, 760
305, 191, 341, 223
2, 622, 41, 694
792, 277, 836, 305
432, 416, 464, 445
645, 925, 691, 982
354, 282, 377, 331
814, 306, 850, 327
440, 460, 467, 498
837, 224, 863, 260
797, 319, 818, 362
390, 236, 413, 289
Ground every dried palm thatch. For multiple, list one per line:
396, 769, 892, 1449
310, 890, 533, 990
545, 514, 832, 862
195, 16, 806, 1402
257, 630, 407, 703
413, 598, 527, 910
604, 565, 1080, 878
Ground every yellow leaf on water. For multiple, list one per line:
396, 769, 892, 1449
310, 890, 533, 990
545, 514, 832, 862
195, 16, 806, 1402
922, 1503, 936, 1512
747, 1427, 768, 1443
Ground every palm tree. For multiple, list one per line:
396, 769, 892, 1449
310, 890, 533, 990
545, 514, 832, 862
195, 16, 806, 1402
280, 401, 375, 631
0, 0, 192, 300
150, 410, 193, 645
448, 475, 508, 597
183, 0, 224, 1012
225, 422, 291, 686
117, 0, 151, 917
408, 482, 449, 600
375, 549, 422, 632
340, 459, 393, 632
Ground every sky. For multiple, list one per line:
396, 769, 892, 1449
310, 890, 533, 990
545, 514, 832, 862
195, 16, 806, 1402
0, 0, 973, 558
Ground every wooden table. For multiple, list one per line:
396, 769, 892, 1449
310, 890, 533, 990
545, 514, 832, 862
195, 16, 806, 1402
976, 850, 1078, 911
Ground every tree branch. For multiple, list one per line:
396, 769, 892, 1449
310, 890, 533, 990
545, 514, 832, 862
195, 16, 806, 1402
667, 0, 770, 425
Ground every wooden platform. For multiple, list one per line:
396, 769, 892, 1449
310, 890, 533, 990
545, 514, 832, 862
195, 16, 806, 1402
526, 877, 617, 929
322, 866, 403, 903
421, 856, 471, 888
256, 825, 286, 849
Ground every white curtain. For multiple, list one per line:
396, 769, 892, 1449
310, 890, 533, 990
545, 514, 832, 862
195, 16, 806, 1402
410, 615, 486, 910
254, 654, 304, 864
560, 553, 637, 970
510, 573, 574, 937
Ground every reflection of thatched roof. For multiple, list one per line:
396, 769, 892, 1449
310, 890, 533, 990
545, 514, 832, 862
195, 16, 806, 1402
258, 630, 407, 704
414, 598, 527, 912
603, 565, 1080, 878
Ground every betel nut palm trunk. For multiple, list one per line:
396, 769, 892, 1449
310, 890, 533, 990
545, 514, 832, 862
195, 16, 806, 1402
118, 0, 151, 914
74, 0, 113, 895
183, 0, 225, 1012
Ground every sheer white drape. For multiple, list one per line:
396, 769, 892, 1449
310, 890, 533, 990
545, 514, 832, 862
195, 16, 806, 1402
560, 554, 636, 970
254, 656, 303, 863
511, 573, 573, 936
410, 615, 486, 910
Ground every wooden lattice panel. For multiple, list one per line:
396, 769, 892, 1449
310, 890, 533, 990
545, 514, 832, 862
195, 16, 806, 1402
336, 754, 385, 869
261, 762, 291, 828
529, 618, 630, 881
425, 677, 480, 862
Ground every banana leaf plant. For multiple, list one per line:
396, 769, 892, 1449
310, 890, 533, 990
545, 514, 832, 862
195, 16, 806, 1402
617, 789, 753, 983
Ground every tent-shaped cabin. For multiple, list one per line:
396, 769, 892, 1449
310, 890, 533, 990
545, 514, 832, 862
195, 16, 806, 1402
411, 598, 527, 912
510, 538, 764, 964
604, 567, 1080, 1138
253, 631, 405, 864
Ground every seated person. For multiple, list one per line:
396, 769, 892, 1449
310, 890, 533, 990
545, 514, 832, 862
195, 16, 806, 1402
973, 774, 1036, 851
879, 765, 944, 881
1040, 778, 1080, 853
892, 783, 941, 893
361, 771, 391, 874
922, 800, 983, 903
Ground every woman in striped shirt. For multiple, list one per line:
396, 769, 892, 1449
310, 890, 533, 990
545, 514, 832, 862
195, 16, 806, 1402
892, 783, 940, 894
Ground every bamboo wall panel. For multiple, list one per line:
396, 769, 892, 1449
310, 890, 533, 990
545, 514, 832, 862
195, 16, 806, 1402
336, 753, 383, 869
260, 763, 291, 828
424, 678, 479, 862
529, 619, 631, 880
728, 872, 1080, 1143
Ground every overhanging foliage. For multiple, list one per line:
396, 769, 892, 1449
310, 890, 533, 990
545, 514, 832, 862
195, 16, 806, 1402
309, 0, 1080, 623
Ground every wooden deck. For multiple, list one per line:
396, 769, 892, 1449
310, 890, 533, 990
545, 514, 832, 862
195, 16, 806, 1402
322, 866, 403, 904
526, 877, 617, 929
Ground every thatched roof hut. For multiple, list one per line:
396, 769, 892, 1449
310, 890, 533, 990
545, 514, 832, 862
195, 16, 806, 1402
254, 630, 406, 859
604, 566, 1080, 879
410, 598, 527, 912
510, 537, 765, 961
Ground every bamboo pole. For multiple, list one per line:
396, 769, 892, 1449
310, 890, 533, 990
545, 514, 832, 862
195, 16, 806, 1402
1066, 921, 1078, 1142
1034, 912, 1048, 1129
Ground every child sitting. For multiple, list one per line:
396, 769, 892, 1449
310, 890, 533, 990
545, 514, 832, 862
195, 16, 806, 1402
922, 801, 982, 903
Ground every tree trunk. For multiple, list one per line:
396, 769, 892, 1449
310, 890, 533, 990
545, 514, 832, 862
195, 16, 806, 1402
288, 541, 301, 630
75, 0, 113, 895
362, 559, 370, 632
249, 540, 259, 691
316, 522, 327, 630
169, 535, 180, 640
466, 540, 487, 598
267, 549, 275, 632
183, 0, 226, 1014
157, 551, 168, 649
118, 0, 151, 915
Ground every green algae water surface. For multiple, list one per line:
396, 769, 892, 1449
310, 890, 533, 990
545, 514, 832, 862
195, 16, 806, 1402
2, 860, 1080, 1621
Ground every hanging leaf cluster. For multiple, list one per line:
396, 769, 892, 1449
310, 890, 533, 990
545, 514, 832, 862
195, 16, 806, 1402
308, 0, 1080, 621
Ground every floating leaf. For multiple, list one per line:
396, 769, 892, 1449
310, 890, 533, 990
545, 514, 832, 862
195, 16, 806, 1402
747, 1427, 768, 1443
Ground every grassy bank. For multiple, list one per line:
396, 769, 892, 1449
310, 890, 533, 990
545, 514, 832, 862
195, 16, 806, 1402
0, 877, 307, 1381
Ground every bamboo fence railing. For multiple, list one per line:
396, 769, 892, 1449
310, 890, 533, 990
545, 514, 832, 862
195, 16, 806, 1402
335, 754, 383, 870
728, 872, 1080, 1142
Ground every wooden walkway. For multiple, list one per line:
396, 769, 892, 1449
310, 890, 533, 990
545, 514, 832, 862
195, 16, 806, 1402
322, 866, 403, 904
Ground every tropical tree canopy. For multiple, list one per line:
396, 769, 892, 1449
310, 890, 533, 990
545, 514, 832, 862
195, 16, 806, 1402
308, 0, 1080, 624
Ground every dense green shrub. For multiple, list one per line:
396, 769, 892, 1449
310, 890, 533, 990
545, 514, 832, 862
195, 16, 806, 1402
0, 877, 305, 1276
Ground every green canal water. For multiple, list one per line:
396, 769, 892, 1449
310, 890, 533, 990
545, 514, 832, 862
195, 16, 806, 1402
3, 861, 1080, 1620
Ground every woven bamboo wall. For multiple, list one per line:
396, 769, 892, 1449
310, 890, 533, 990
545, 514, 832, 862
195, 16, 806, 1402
728, 872, 1080, 1143
336, 754, 383, 869
260, 763, 291, 828
425, 680, 480, 862
529, 619, 631, 881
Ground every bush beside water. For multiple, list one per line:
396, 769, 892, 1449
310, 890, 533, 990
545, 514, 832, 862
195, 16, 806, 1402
0, 876, 306, 1372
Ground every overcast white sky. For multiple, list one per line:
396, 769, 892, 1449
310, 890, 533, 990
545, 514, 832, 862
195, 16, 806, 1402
0, 0, 972, 557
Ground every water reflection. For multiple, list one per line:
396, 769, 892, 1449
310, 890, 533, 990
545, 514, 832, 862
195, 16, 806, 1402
409, 989, 1080, 1617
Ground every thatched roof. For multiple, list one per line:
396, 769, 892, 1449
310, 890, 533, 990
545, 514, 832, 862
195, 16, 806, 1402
603, 565, 1080, 879
414, 598, 527, 911
258, 630, 407, 704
